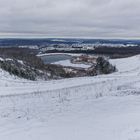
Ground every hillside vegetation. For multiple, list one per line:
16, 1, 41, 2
0, 48, 116, 80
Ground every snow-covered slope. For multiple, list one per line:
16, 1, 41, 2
1, 55, 140, 140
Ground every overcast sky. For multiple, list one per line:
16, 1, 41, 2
0, 0, 140, 38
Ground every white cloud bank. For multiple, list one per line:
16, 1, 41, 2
0, 0, 140, 38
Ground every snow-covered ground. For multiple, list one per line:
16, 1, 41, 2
37, 53, 83, 57
52, 59, 91, 68
1, 55, 140, 139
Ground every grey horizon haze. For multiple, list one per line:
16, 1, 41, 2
0, 0, 140, 39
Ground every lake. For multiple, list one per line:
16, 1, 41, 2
40, 54, 72, 64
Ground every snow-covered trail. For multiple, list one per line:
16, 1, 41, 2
1, 55, 140, 140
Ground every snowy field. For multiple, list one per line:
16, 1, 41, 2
1, 55, 140, 139
52, 59, 91, 68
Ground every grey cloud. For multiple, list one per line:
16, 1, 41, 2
0, 0, 140, 38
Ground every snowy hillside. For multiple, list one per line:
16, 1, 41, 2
1, 55, 140, 139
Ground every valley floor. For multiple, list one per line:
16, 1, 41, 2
1, 55, 140, 140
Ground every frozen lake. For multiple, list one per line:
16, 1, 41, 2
40, 54, 72, 64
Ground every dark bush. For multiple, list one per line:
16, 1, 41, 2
95, 57, 116, 74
